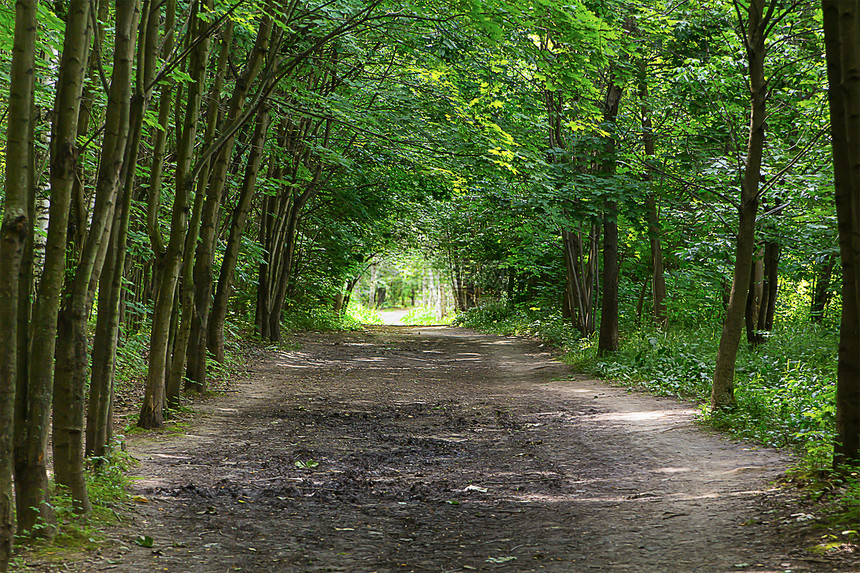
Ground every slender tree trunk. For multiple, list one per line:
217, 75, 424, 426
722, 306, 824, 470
639, 59, 667, 327
145, 0, 177, 262
757, 240, 779, 334
89, 0, 163, 457
188, 16, 273, 385
1, 0, 37, 565
823, 0, 860, 463
140, 0, 212, 429
711, 0, 767, 409
598, 78, 622, 356
87, 212, 122, 459
744, 246, 764, 346
167, 183, 206, 406
208, 106, 270, 362
167, 21, 232, 401
53, 0, 138, 513
811, 252, 836, 322
15, 0, 92, 536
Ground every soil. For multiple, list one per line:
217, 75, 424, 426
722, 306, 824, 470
26, 326, 859, 571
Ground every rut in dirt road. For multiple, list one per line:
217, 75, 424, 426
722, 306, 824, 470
102, 327, 843, 573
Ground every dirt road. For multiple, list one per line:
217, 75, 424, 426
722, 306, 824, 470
69, 327, 849, 572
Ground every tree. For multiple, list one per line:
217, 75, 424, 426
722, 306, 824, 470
52, 0, 139, 513
139, 0, 214, 429
711, 0, 774, 408
822, 0, 860, 463
0, 0, 37, 565
13, 0, 92, 538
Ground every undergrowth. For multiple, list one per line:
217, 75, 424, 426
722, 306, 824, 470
12, 446, 134, 567
457, 300, 837, 451
455, 300, 856, 532
402, 306, 447, 325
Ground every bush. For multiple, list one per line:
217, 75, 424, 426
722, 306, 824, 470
401, 306, 442, 325
344, 302, 383, 326
454, 299, 581, 348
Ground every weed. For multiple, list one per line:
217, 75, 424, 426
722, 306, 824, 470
401, 306, 445, 325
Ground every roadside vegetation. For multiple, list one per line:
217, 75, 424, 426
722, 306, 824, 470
455, 295, 854, 537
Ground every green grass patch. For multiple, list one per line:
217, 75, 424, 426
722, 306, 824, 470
11, 446, 134, 567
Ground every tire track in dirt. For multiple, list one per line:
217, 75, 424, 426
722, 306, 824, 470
55, 327, 851, 572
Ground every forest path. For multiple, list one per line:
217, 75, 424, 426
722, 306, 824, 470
74, 327, 846, 571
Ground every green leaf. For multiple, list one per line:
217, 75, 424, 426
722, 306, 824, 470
135, 535, 154, 548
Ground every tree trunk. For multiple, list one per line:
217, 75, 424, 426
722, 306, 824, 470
823, 0, 860, 463
597, 78, 622, 356
53, 0, 138, 513
169, 21, 233, 399
744, 246, 764, 346
598, 209, 620, 355
188, 15, 272, 385
208, 106, 270, 362
0, 0, 37, 564
140, 0, 212, 429
89, 0, 164, 457
15, 0, 92, 536
639, 59, 667, 328
711, 0, 767, 409
145, 0, 177, 262
757, 240, 779, 334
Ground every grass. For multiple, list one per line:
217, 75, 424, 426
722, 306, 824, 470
458, 301, 838, 452
10, 446, 135, 568
401, 306, 448, 325
455, 299, 860, 543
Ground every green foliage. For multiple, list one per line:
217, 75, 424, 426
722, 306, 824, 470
280, 307, 361, 333
115, 329, 150, 385
460, 301, 838, 455
454, 298, 581, 348
401, 306, 440, 326
345, 302, 383, 326
25, 447, 134, 557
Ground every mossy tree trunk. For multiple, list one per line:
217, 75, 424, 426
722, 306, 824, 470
15, 0, 92, 536
0, 0, 37, 565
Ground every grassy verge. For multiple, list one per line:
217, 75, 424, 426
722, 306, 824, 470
9, 448, 135, 570
455, 300, 860, 548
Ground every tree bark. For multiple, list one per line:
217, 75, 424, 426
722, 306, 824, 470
744, 246, 765, 346
823, 0, 860, 463
597, 78, 622, 356
1, 0, 37, 564
15, 0, 92, 536
89, 0, 163, 458
53, 0, 138, 513
810, 252, 835, 323
188, 14, 273, 386
208, 106, 270, 362
711, 0, 768, 409
639, 59, 667, 328
757, 240, 779, 334
140, 0, 212, 429
167, 20, 233, 403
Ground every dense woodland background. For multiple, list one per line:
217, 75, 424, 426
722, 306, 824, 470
1, 0, 860, 569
